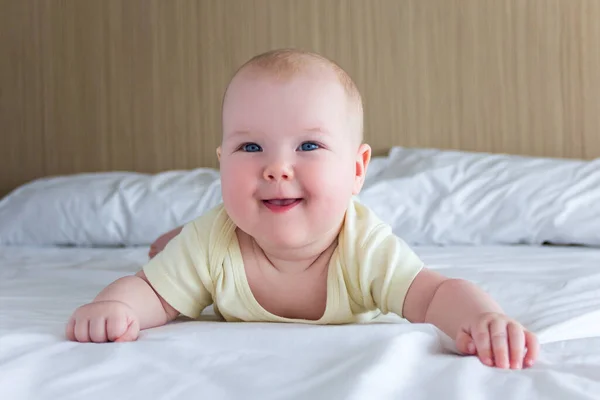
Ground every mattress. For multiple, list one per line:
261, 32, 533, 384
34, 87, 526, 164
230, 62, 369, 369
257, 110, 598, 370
2, 244, 599, 400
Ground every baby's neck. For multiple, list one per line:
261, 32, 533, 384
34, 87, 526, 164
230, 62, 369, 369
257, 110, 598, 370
240, 229, 339, 275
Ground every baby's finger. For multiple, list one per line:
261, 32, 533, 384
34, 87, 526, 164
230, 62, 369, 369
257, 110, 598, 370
456, 330, 476, 355
472, 319, 493, 366
490, 319, 509, 369
508, 323, 525, 369
106, 316, 128, 342
74, 319, 91, 343
89, 317, 108, 343
65, 317, 76, 341
115, 319, 139, 343
524, 331, 540, 368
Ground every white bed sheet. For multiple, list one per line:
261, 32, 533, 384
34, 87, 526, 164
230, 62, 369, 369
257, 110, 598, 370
1, 244, 600, 400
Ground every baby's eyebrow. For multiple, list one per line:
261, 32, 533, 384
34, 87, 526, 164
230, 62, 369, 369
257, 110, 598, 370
304, 127, 330, 135
225, 127, 330, 139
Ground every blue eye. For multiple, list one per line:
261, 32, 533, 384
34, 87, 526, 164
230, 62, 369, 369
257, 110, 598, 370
298, 142, 320, 151
242, 143, 262, 152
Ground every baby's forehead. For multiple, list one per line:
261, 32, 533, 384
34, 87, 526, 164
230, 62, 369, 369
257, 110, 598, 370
223, 102, 346, 142
221, 56, 363, 143
224, 69, 347, 116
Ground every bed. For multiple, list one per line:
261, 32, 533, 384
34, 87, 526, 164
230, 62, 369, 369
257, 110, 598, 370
1, 148, 599, 399
2, 1, 600, 399
2, 244, 600, 400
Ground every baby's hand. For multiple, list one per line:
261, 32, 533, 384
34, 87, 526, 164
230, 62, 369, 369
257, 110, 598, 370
455, 312, 539, 369
66, 300, 140, 343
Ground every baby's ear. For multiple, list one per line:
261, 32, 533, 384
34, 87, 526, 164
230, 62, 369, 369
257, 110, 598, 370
352, 143, 371, 195
216, 146, 222, 161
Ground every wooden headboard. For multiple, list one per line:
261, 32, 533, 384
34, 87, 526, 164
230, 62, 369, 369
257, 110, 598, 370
2, 0, 599, 197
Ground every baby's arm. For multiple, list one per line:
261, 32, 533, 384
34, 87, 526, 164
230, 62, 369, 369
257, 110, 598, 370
66, 270, 179, 343
402, 269, 539, 369
94, 270, 179, 327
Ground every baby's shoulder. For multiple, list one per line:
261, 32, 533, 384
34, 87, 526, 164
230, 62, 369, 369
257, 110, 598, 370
338, 200, 423, 274
340, 199, 417, 258
342, 199, 391, 241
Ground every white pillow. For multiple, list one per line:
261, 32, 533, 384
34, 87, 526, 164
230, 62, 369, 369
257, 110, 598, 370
0, 169, 223, 246
1, 147, 598, 247
357, 147, 600, 246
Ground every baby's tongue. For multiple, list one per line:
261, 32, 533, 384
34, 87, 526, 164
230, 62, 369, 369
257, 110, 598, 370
266, 199, 297, 206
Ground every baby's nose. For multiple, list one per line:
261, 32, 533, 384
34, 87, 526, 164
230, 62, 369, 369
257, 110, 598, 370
263, 162, 294, 181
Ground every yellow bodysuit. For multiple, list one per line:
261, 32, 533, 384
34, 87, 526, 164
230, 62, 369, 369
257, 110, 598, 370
143, 200, 424, 324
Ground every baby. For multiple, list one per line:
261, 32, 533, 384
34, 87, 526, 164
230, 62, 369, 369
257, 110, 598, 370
66, 48, 539, 370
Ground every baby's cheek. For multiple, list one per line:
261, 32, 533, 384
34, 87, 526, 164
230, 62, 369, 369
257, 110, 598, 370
307, 163, 354, 210
223, 158, 254, 188
221, 162, 255, 210
316, 163, 354, 195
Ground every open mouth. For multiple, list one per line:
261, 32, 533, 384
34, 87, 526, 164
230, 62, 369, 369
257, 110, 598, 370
262, 198, 303, 212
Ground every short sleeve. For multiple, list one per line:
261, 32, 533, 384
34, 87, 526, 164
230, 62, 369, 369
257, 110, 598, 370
340, 201, 424, 319
142, 221, 213, 319
356, 224, 424, 318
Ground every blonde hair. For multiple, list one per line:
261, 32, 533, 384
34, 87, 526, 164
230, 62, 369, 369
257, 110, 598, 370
223, 48, 364, 142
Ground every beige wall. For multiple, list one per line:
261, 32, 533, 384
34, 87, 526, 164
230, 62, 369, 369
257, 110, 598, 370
1, 0, 599, 197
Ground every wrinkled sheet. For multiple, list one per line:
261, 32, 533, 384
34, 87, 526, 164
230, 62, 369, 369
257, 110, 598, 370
1, 245, 600, 400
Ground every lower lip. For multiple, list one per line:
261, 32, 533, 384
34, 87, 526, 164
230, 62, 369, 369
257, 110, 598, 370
262, 199, 302, 213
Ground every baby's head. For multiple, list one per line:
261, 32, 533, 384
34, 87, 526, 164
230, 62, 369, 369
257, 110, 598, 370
217, 49, 371, 250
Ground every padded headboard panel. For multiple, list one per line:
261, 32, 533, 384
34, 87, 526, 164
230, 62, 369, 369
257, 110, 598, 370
1, 0, 599, 196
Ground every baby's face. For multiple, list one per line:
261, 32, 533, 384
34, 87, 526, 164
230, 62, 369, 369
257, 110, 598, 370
218, 69, 366, 249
